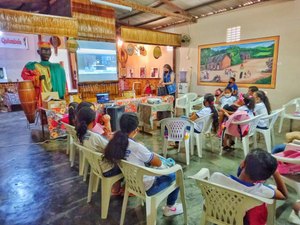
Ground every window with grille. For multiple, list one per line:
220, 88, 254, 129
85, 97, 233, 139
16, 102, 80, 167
226, 26, 241, 42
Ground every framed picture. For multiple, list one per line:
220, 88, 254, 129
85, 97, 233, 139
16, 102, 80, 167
150, 68, 159, 78
127, 67, 135, 78
198, 36, 279, 88
0, 67, 7, 83
140, 67, 146, 78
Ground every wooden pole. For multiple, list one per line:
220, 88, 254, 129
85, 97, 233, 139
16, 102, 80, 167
91, 0, 195, 22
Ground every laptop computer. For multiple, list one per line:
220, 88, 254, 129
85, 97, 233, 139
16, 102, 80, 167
96, 92, 110, 104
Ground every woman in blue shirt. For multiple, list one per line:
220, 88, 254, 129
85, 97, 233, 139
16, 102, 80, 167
159, 64, 176, 98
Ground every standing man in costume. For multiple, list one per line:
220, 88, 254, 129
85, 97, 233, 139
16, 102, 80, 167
21, 42, 67, 105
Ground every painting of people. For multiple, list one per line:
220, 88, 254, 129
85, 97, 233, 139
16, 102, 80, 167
198, 36, 279, 88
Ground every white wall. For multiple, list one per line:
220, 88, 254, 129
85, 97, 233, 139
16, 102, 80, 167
165, 0, 300, 109
0, 32, 40, 82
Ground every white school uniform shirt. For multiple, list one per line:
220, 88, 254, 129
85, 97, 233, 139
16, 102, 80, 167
83, 132, 114, 173
237, 105, 255, 118
255, 102, 269, 128
83, 131, 108, 152
124, 139, 155, 191
219, 95, 237, 108
195, 106, 212, 132
210, 172, 275, 199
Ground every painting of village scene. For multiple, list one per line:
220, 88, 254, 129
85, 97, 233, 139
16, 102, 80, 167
198, 36, 279, 88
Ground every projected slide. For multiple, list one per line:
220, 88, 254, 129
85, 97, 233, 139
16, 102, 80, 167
77, 40, 118, 82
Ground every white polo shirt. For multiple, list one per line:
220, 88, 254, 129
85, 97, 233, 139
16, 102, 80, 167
219, 95, 237, 108
124, 139, 155, 191
195, 106, 212, 132
254, 102, 269, 128
210, 172, 275, 199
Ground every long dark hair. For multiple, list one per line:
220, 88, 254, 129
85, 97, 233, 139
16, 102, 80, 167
204, 93, 219, 133
255, 90, 271, 114
68, 102, 78, 126
76, 101, 94, 113
163, 64, 173, 75
75, 107, 95, 144
104, 113, 139, 163
243, 94, 255, 111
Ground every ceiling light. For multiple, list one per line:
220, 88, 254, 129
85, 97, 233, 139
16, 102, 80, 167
90, 0, 132, 11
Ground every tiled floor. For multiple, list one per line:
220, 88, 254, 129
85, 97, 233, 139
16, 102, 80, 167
0, 111, 299, 225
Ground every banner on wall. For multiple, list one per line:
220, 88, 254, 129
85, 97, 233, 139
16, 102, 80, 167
0, 35, 28, 49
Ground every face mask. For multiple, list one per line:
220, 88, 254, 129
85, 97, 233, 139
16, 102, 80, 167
224, 94, 231, 98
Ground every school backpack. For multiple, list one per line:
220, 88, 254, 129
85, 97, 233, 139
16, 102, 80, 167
224, 110, 250, 139
276, 150, 300, 175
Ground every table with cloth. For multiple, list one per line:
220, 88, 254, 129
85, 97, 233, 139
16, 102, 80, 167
113, 95, 174, 133
39, 107, 67, 139
138, 102, 173, 131
113, 95, 174, 113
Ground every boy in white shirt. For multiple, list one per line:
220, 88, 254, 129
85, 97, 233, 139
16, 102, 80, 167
210, 149, 288, 225
216, 87, 237, 109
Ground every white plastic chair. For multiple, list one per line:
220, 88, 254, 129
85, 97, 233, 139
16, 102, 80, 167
62, 122, 79, 167
185, 92, 198, 103
175, 95, 189, 116
220, 115, 263, 157
73, 143, 123, 219
160, 118, 193, 165
256, 109, 283, 153
273, 141, 300, 196
278, 97, 300, 133
192, 113, 213, 157
189, 168, 276, 225
190, 96, 204, 113
63, 122, 88, 179
119, 160, 187, 225
175, 92, 197, 116
62, 122, 74, 156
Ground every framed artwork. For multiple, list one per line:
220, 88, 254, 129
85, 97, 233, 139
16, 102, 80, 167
127, 67, 135, 78
150, 68, 159, 78
198, 36, 279, 88
0, 67, 7, 83
140, 67, 146, 78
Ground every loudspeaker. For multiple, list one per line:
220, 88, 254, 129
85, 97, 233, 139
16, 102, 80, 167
106, 105, 125, 131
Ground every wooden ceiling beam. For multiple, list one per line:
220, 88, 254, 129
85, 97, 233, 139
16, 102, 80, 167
118, 1, 163, 20
185, 0, 224, 12
159, 0, 191, 16
92, 0, 195, 22
134, 16, 166, 27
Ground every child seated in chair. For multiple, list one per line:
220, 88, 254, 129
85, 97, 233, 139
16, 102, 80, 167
210, 149, 288, 225
216, 87, 237, 110
75, 107, 122, 194
189, 93, 219, 134
221, 94, 256, 151
104, 112, 184, 216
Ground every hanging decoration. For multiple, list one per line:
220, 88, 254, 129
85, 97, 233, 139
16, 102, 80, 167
139, 45, 147, 56
127, 44, 134, 56
119, 47, 128, 68
153, 46, 162, 59
50, 36, 61, 56
66, 38, 79, 53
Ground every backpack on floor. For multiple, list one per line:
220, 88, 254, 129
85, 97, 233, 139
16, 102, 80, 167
225, 110, 250, 140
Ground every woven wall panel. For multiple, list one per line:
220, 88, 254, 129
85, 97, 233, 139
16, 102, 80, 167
0, 9, 78, 37
121, 26, 181, 47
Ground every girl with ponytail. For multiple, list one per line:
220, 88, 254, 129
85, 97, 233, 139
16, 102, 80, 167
254, 90, 271, 129
75, 107, 120, 179
222, 94, 256, 150
235, 94, 255, 117
104, 112, 184, 217
189, 93, 219, 133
